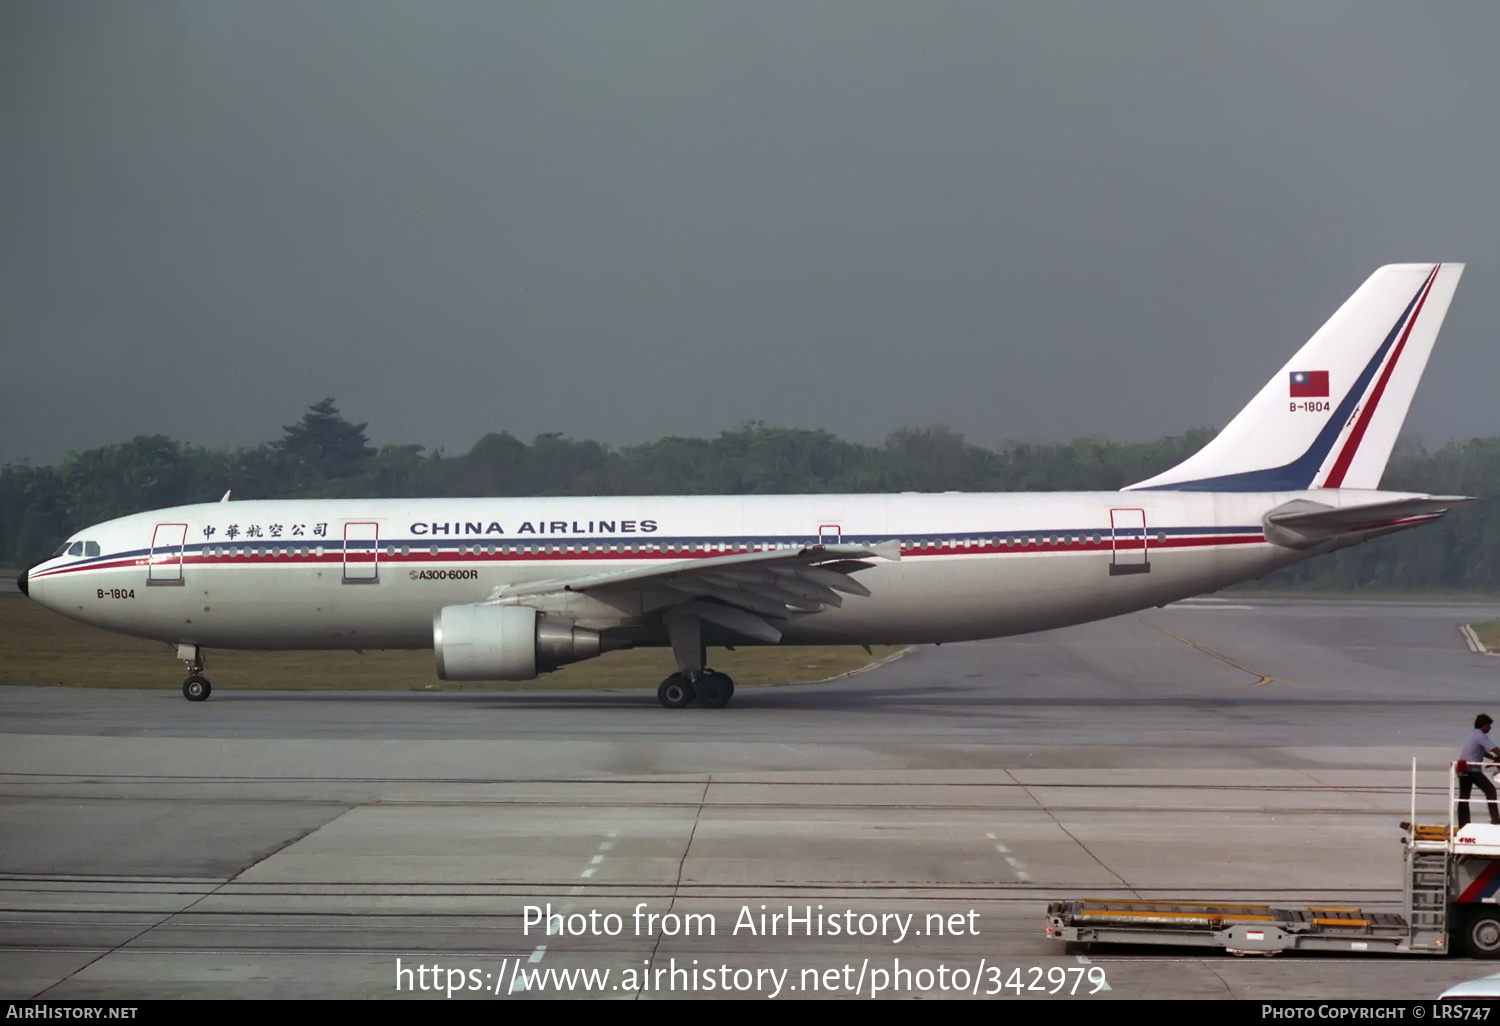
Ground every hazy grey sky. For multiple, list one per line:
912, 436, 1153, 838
3, 2, 1497, 465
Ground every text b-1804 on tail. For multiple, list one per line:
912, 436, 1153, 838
20, 263, 1468, 708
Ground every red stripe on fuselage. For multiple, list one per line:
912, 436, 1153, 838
29, 556, 147, 580
27, 532, 1269, 580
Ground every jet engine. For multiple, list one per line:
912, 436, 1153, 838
433, 604, 608, 681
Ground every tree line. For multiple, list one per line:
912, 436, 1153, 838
3, 399, 1496, 592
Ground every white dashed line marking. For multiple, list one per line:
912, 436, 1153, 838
1000, 845, 1032, 882
1075, 955, 1110, 989
510, 948, 547, 990
580, 868, 596, 878
546, 904, 577, 935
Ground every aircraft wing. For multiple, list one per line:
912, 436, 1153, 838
1262, 495, 1471, 549
494, 542, 900, 643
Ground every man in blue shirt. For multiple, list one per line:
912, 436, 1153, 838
1459, 714, 1500, 828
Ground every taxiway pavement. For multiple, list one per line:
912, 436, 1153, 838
3, 598, 1499, 1000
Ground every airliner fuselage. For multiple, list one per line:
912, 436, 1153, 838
23, 487, 1423, 650
15, 262, 1470, 707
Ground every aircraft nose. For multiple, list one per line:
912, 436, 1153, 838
16, 567, 27, 596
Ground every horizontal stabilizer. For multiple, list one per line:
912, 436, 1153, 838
1262, 495, 1469, 549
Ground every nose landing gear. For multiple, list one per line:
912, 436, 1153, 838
177, 644, 212, 702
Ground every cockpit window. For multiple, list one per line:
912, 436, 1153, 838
53, 543, 70, 557
84, 541, 100, 557
67, 542, 84, 557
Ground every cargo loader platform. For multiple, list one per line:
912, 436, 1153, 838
1047, 899, 1421, 955
1046, 762, 1500, 958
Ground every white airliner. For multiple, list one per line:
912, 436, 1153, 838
20, 263, 1467, 709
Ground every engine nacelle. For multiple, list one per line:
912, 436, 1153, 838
433, 604, 605, 681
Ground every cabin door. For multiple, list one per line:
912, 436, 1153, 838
1109, 508, 1150, 575
343, 522, 380, 582
148, 523, 187, 585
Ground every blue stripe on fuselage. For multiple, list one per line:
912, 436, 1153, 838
35, 523, 1268, 577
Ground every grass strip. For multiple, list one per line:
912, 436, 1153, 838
1472, 620, 1500, 653
0, 594, 897, 690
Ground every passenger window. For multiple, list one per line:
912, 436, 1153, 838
85, 541, 100, 557
67, 542, 83, 557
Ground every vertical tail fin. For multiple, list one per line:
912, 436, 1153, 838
1126, 262, 1464, 492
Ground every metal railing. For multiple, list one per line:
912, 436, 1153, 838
1443, 759, 1500, 830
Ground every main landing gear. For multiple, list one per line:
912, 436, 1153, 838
177, 644, 212, 702
658, 608, 737, 709
657, 670, 736, 710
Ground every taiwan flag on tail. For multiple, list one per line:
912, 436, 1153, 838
1289, 370, 1329, 397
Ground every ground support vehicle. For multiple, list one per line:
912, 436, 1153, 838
1046, 762, 1500, 957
